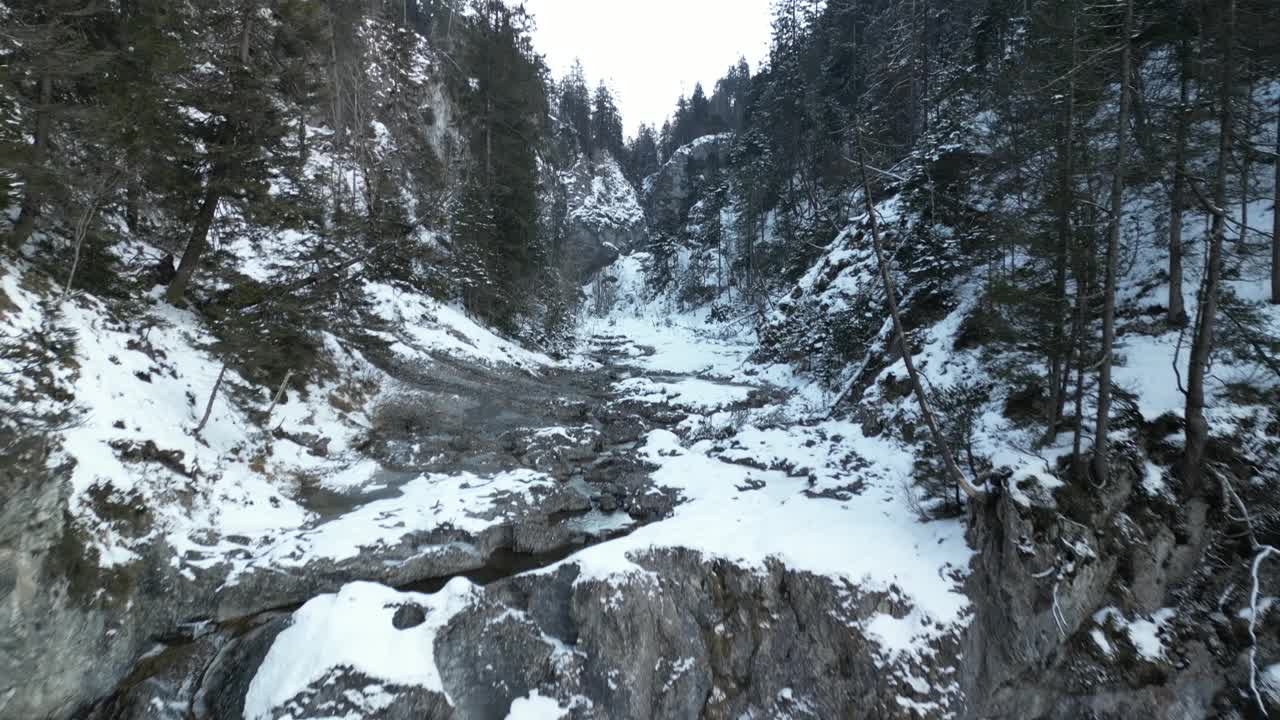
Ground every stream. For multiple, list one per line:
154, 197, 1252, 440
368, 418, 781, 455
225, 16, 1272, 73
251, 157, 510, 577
75, 329, 784, 720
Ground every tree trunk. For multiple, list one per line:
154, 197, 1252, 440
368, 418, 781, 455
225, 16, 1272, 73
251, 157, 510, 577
195, 363, 228, 436
329, 15, 344, 151
1168, 46, 1191, 326
167, 7, 252, 305
1093, 0, 1134, 485
65, 173, 117, 295
126, 180, 141, 234
1069, 250, 1093, 481
1185, 0, 1235, 493
1047, 10, 1078, 439
298, 112, 307, 166
855, 129, 980, 501
1272, 105, 1279, 305
1240, 76, 1252, 244
9, 73, 53, 251
238, 2, 253, 64
165, 188, 221, 304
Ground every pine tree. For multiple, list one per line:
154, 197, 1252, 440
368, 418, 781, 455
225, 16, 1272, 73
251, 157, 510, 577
452, 0, 547, 330
1092, 0, 1135, 485
3, 0, 113, 252
1185, 0, 1237, 492
591, 82, 624, 159
658, 119, 675, 161
165, 1, 294, 304
558, 59, 593, 156
625, 124, 660, 186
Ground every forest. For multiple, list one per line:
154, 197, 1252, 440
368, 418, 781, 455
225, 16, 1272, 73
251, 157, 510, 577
3, 0, 1280, 718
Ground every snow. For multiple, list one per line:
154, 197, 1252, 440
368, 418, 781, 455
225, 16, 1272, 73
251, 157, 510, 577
211, 468, 558, 585
50, 288, 319, 568
366, 281, 554, 372
613, 376, 754, 411
1263, 663, 1280, 705
1140, 462, 1170, 497
574, 247, 974, 668
1124, 609, 1176, 660
0, 246, 581, 576
1090, 628, 1114, 657
1093, 607, 1177, 661
244, 579, 479, 720
505, 692, 569, 720
562, 153, 645, 230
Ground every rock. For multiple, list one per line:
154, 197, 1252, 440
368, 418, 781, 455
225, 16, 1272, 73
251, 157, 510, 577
434, 601, 556, 719
198, 550, 952, 720
558, 153, 648, 282
501, 425, 605, 480
958, 451, 1253, 719
246, 668, 454, 720
198, 615, 291, 720
393, 603, 427, 630
642, 134, 733, 234
144, 254, 177, 288
596, 412, 648, 445
539, 485, 592, 516
271, 428, 331, 458
108, 439, 190, 477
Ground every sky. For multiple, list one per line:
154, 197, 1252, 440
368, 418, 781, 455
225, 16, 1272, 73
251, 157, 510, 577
524, 0, 774, 137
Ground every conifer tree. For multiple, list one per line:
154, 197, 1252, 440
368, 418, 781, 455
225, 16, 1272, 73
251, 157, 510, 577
625, 124, 660, 186
591, 82, 624, 159
165, 1, 293, 304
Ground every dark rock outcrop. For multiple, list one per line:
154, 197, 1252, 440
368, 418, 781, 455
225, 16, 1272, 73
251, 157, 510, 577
642, 134, 734, 235
960, 449, 1277, 719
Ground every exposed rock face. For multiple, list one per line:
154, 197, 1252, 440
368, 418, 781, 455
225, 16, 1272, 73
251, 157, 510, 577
188, 551, 957, 720
483, 551, 948, 719
642, 134, 734, 234
959, 448, 1278, 719
0, 453, 156, 720
557, 154, 648, 282
0, 358, 659, 720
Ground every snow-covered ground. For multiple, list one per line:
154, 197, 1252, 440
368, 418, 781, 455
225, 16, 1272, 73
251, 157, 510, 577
238, 148, 1280, 713
0, 255, 589, 582
241, 246, 976, 718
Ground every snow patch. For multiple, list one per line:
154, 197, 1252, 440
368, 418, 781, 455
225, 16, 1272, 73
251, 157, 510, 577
244, 579, 478, 720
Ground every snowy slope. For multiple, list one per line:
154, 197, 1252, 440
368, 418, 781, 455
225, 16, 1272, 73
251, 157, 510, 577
0, 253, 579, 582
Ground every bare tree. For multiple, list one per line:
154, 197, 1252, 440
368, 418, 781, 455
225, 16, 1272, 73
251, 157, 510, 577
1093, 0, 1135, 485
64, 170, 120, 295
1185, 0, 1236, 493
1047, 3, 1079, 439
1272, 102, 1279, 305
854, 127, 980, 502
194, 363, 228, 436
1168, 39, 1191, 325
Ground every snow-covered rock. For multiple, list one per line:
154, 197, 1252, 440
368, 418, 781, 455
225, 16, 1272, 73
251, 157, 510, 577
558, 153, 648, 281
643, 133, 734, 234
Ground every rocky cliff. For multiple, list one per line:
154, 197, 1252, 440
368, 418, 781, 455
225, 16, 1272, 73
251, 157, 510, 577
555, 153, 648, 282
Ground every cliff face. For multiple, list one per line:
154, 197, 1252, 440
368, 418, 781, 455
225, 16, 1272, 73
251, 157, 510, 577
555, 152, 648, 282
642, 133, 734, 235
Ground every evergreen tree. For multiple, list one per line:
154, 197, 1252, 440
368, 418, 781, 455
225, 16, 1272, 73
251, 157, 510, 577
558, 59, 593, 156
452, 0, 548, 330
688, 82, 711, 138
591, 82, 624, 159
624, 123, 661, 186
3, 0, 113, 252
164, 1, 295, 304
658, 118, 675, 161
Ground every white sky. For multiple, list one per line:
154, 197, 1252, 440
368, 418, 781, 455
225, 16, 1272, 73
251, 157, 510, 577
524, 0, 774, 138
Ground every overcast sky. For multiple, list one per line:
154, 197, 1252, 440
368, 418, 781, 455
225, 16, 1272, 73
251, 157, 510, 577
524, 0, 774, 137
